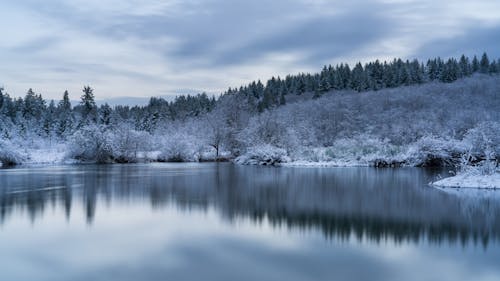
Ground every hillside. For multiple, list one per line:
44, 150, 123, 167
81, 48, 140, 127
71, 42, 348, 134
235, 74, 500, 167
0, 55, 499, 170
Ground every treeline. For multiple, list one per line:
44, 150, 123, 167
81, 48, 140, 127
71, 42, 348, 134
0, 53, 498, 139
0, 53, 499, 165
226, 53, 499, 111
0, 87, 216, 139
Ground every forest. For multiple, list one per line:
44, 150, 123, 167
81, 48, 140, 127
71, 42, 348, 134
0, 53, 499, 168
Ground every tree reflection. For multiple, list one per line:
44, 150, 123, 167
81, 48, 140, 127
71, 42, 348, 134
0, 164, 499, 247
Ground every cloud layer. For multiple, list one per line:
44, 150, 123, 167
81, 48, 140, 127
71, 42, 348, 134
1, 0, 500, 100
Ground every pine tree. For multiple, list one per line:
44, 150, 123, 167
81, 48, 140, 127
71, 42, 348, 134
426, 59, 438, 81
58, 90, 71, 112
440, 58, 459, 83
23, 88, 37, 119
458, 55, 471, 77
80, 86, 97, 123
370, 60, 384, 90
57, 91, 73, 138
409, 59, 424, 84
472, 55, 480, 73
81, 86, 96, 111
319, 74, 331, 93
0, 87, 4, 111
489, 60, 498, 74
351, 62, 367, 91
43, 100, 56, 138
480, 52, 490, 73
99, 103, 112, 125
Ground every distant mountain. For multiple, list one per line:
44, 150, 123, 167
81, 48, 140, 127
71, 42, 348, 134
68, 96, 176, 107
96, 96, 176, 107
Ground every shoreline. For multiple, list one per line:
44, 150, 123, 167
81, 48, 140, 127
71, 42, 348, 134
4, 160, 499, 191
432, 173, 500, 189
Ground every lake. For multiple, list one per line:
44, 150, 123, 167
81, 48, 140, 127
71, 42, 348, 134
0, 163, 499, 281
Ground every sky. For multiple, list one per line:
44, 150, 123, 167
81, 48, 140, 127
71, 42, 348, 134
1, 0, 500, 101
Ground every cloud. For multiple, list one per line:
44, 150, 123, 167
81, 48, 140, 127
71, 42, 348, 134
415, 24, 500, 59
1, 0, 500, 100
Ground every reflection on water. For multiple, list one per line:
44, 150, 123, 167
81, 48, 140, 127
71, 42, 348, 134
1, 164, 499, 247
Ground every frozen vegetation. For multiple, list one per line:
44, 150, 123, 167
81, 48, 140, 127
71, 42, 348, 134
0, 54, 499, 183
433, 150, 500, 189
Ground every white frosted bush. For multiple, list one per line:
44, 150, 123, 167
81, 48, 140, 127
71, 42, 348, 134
289, 135, 405, 165
405, 136, 466, 166
107, 125, 152, 163
67, 125, 113, 163
0, 139, 26, 166
157, 132, 200, 162
235, 145, 290, 165
463, 121, 500, 157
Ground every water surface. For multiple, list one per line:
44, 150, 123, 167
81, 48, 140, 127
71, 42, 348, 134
1, 163, 499, 281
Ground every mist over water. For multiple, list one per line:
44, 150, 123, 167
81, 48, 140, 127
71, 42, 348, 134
1, 163, 500, 281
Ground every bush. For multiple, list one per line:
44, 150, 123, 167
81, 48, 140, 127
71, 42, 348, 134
463, 121, 500, 158
157, 133, 201, 162
289, 135, 405, 166
0, 139, 26, 166
456, 147, 499, 176
107, 125, 152, 163
67, 125, 113, 163
406, 136, 465, 166
235, 145, 290, 165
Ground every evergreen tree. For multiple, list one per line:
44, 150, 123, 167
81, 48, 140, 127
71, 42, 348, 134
472, 55, 480, 73
319, 74, 331, 93
43, 100, 56, 138
56, 90, 73, 137
80, 86, 97, 123
370, 60, 384, 90
58, 90, 72, 112
99, 103, 112, 125
458, 54, 471, 77
489, 60, 498, 74
426, 59, 438, 81
351, 62, 368, 91
23, 88, 41, 119
440, 58, 459, 83
81, 86, 96, 111
0, 87, 4, 110
480, 52, 490, 73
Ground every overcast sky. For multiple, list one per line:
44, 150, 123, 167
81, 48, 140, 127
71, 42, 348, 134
1, 0, 500, 100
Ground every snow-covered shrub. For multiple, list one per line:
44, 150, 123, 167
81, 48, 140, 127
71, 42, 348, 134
331, 136, 404, 163
480, 147, 499, 175
235, 145, 290, 165
157, 132, 201, 162
67, 125, 113, 163
290, 135, 405, 166
238, 111, 299, 152
0, 139, 26, 166
456, 146, 499, 176
463, 121, 500, 158
107, 125, 152, 163
405, 136, 466, 166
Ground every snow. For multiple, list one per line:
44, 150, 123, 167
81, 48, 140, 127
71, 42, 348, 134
432, 173, 500, 189
0, 139, 26, 166
235, 145, 291, 165
137, 151, 162, 161
1, 75, 499, 167
433, 185, 500, 199
25, 147, 68, 164
280, 160, 369, 167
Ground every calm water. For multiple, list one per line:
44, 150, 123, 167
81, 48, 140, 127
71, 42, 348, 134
1, 163, 500, 281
